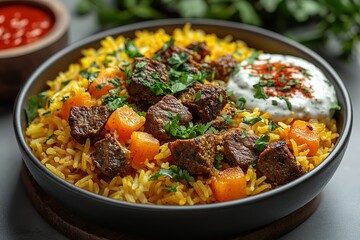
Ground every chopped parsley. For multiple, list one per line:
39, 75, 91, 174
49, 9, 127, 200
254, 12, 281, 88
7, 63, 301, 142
102, 94, 128, 111
236, 97, 246, 110
194, 90, 202, 102
166, 185, 177, 192
44, 134, 55, 144
268, 120, 279, 132
25, 92, 48, 124
61, 80, 71, 86
80, 69, 99, 83
167, 52, 190, 70
150, 165, 194, 183
245, 51, 260, 65
253, 83, 269, 99
153, 37, 175, 61
254, 135, 270, 151
124, 40, 143, 58
243, 116, 262, 125
164, 114, 212, 139
95, 83, 106, 90
278, 96, 292, 110
214, 153, 224, 170
331, 102, 341, 111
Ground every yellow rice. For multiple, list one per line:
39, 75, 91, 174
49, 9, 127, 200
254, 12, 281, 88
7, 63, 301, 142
25, 24, 339, 205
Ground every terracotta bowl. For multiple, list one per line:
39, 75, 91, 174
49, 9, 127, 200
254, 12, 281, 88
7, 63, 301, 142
0, 0, 69, 102
13, 19, 352, 238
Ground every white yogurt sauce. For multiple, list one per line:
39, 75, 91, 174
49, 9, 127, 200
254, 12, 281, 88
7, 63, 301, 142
228, 53, 338, 121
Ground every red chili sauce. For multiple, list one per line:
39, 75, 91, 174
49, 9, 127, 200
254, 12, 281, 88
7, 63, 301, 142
0, 4, 54, 50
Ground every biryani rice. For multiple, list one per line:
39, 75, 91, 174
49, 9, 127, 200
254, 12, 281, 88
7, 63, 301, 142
25, 24, 339, 205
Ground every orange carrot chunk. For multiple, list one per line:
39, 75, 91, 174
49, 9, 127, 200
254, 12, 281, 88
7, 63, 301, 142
88, 68, 126, 99
58, 92, 93, 120
211, 167, 247, 202
288, 120, 320, 156
105, 105, 145, 140
130, 131, 160, 165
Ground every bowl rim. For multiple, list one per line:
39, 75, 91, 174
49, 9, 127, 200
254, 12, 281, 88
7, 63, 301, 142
14, 18, 353, 211
0, 0, 70, 58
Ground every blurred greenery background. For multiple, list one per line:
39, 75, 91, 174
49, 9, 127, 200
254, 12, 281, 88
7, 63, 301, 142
77, 0, 360, 59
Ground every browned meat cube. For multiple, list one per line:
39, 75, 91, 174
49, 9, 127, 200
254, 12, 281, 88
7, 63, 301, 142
168, 133, 219, 175
186, 41, 210, 61
128, 57, 168, 107
156, 44, 203, 73
210, 54, 237, 82
144, 95, 193, 142
257, 141, 305, 185
223, 129, 260, 171
180, 83, 228, 123
69, 105, 110, 144
92, 134, 131, 178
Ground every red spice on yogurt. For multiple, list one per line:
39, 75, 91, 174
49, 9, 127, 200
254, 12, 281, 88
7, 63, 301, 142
0, 4, 54, 50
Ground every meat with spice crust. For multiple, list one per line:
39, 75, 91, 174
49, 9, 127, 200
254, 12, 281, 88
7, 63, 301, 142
209, 54, 237, 82
180, 83, 228, 123
223, 129, 260, 171
168, 133, 220, 175
128, 57, 168, 108
144, 95, 193, 142
257, 141, 305, 185
92, 134, 131, 179
155, 44, 203, 73
186, 41, 210, 61
69, 105, 110, 144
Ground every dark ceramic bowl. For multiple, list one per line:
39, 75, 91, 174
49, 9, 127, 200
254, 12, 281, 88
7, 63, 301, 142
13, 19, 352, 238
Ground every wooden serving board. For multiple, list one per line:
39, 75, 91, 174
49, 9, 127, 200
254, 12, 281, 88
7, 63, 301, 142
21, 165, 320, 240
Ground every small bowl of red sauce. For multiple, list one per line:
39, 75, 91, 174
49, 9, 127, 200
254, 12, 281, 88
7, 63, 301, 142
0, 0, 69, 102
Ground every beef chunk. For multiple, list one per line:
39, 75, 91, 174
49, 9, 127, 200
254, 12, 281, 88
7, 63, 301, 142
210, 54, 237, 82
168, 133, 219, 175
69, 105, 110, 144
223, 129, 260, 171
156, 44, 203, 73
145, 95, 193, 142
92, 134, 131, 178
180, 83, 228, 123
257, 141, 305, 185
186, 41, 210, 61
128, 57, 168, 107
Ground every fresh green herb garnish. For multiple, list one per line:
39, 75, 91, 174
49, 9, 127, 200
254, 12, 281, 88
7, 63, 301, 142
254, 135, 270, 151
150, 165, 194, 183
102, 59, 112, 67
25, 92, 48, 124
331, 102, 341, 111
194, 90, 202, 102
124, 40, 143, 58
246, 51, 260, 65
278, 96, 292, 110
253, 83, 269, 99
61, 96, 70, 102
164, 114, 211, 139
95, 83, 106, 90
243, 116, 262, 125
42, 111, 51, 116
44, 134, 55, 144
268, 120, 279, 132
80, 69, 99, 83
61, 80, 71, 86
167, 52, 190, 70
236, 97, 246, 110
102, 94, 128, 111
214, 153, 224, 170
166, 185, 177, 192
